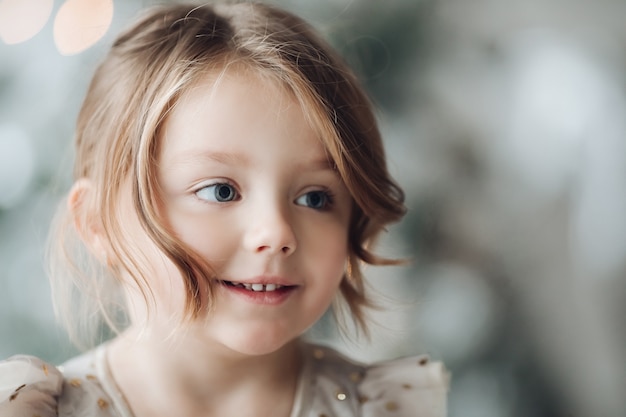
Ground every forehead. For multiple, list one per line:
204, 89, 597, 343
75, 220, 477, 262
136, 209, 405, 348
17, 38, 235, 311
158, 66, 334, 169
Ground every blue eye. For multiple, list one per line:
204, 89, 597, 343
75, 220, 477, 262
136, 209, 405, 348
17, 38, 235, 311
295, 190, 332, 210
196, 183, 238, 202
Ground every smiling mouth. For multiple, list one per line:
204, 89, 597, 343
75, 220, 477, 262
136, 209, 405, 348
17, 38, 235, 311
220, 280, 292, 292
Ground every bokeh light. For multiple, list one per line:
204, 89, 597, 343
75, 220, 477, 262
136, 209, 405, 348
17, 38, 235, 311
53, 0, 114, 55
0, 0, 53, 45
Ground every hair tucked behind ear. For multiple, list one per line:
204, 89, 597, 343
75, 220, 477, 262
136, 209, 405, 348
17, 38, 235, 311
48, 1, 405, 348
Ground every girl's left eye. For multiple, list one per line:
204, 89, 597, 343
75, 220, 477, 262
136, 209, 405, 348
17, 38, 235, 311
196, 183, 238, 202
295, 190, 332, 210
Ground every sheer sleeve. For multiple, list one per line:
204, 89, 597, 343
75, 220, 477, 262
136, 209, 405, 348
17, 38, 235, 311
0, 355, 63, 417
359, 355, 449, 417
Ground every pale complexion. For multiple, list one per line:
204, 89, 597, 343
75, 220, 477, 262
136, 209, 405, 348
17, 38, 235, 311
73, 67, 353, 417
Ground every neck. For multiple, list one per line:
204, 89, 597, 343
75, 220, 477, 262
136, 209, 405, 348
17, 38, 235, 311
107, 327, 303, 417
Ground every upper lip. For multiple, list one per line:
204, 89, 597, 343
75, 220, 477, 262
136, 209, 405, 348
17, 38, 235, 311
221, 276, 298, 287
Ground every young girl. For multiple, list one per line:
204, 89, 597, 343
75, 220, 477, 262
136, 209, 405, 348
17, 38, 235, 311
0, 2, 447, 416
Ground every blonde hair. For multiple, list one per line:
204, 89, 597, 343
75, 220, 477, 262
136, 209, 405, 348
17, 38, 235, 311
48, 1, 406, 348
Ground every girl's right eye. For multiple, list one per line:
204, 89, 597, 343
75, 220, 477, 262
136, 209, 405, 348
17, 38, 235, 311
195, 183, 238, 202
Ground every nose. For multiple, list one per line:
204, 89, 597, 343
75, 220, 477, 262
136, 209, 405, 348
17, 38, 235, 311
243, 202, 297, 256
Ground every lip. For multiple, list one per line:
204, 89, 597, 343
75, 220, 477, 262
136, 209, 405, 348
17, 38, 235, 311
226, 276, 298, 287
219, 276, 299, 306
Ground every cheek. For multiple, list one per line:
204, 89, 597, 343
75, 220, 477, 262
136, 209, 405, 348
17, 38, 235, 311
306, 221, 349, 276
116, 215, 190, 324
169, 211, 239, 275
165, 210, 235, 267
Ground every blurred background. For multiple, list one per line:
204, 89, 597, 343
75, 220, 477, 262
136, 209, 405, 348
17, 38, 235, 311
1, 0, 625, 416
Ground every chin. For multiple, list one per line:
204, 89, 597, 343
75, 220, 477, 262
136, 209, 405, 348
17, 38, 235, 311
220, 326, 300, 357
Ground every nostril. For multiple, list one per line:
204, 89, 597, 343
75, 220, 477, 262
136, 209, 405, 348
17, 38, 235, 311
245, 221, 297, 255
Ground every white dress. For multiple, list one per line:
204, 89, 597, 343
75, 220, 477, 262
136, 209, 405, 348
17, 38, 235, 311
0, 343, 448, 417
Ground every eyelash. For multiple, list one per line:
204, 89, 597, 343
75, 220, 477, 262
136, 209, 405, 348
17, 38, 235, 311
195, 182, 239, 203
194, 183, 335, 211
295, 189, 335, 211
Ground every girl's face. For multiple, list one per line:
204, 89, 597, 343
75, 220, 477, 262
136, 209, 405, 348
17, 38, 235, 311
139, 68, 352, 355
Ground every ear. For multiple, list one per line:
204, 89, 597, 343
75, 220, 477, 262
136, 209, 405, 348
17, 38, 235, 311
68, 178, 110, 263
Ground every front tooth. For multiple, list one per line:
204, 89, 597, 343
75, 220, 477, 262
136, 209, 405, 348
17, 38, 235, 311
251, 283, 264, 292
265, 284, 277, 292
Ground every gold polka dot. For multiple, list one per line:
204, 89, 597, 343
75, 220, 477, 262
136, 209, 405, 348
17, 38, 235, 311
402, 383, 413, 389
313, 349, 325, 359
349, 372, 362, 382
97, 398, 109, 410
86, 374, 97, 381
69, 378, 82, 387
359, 395, 369, 403
336, 390, 347, 401
42, 364, 49, 376
418, 357, 429, 366
9, 384, 26, 401
385, 401, 399, 411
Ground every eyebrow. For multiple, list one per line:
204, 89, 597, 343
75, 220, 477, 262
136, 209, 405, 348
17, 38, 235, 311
298, 155, 336, 172
169, 149, 336, 172
169, 150, 250, 167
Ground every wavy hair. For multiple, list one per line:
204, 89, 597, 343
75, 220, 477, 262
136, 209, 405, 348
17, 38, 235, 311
47, 1, 406, 348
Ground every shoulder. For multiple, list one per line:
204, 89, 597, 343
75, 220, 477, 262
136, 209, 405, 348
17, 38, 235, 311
0, 354, 63, 416
358, 353, 449, 417
0, 348, 118, 417
301, 343, 449, 417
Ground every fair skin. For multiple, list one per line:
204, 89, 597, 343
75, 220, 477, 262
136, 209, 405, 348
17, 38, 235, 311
72, 67, 353, 417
